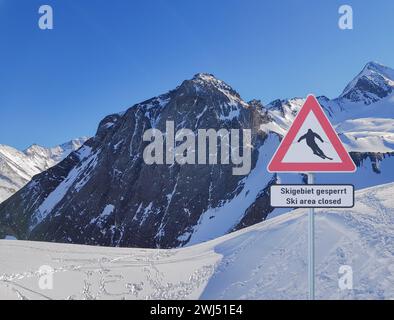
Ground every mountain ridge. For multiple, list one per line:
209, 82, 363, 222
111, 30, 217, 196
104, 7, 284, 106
1, 62, 394, 248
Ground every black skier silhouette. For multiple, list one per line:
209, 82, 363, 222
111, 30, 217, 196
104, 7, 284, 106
297, 129, 333, 160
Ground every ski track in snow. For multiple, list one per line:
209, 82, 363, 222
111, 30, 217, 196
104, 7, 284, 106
1, 183, 393, 300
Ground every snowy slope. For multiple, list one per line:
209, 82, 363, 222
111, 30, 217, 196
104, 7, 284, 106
1, 182, 393, 300
0, 138, 88, 203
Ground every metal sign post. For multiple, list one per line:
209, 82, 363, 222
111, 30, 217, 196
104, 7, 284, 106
267, 95, 357, 300
307, 172, 315, 300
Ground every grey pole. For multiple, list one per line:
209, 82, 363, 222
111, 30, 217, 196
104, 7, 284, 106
307, 172, 315, 300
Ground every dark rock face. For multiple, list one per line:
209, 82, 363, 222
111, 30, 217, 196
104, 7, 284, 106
0, 74, 272, 248
341, 75, 392, 104
350, 152, 394, 174
233, 175, 277, 231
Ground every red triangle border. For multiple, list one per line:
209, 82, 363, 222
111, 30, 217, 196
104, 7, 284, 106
267, 95, 356, 173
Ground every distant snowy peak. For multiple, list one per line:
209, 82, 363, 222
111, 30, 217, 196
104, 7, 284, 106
24, 137, 88, 167
266, 96, 342, 122
59, 137, 89, 154
264, 98, 306, 134
0, 137, 88, 203
340, 61, 394, 104
267, 97, 305, 116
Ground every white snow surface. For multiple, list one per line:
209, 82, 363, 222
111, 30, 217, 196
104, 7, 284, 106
1, 182, 393, 300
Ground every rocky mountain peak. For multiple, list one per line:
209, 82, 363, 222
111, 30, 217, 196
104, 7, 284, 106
192, 72, 217, 81
340, 61, 394, 104
178, 73, 245, 106
104, 73, 253, 136
364, 61, 394, 75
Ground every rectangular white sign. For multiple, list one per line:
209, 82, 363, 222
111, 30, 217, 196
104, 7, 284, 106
270, 184, 354, 208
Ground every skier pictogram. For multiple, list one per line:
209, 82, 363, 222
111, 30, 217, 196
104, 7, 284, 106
297, 129, 333, 160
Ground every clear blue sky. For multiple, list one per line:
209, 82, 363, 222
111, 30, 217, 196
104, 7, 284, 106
1, 0, 394, 149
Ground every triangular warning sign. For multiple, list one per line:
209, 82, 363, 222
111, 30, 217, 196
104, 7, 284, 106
267, 95, 356, 173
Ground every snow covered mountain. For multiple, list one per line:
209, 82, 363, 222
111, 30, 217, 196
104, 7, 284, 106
340, 61, 394, 104
0, 138, 88, 203
0, 73, 270, 247
1, 182, 393, 300
0, 62, 394, 248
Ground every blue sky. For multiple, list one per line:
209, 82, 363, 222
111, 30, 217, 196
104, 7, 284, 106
1, 0, 394, 149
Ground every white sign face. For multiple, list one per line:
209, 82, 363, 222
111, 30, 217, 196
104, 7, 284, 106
282, 112, 341, 163
270, 185, 354, 208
